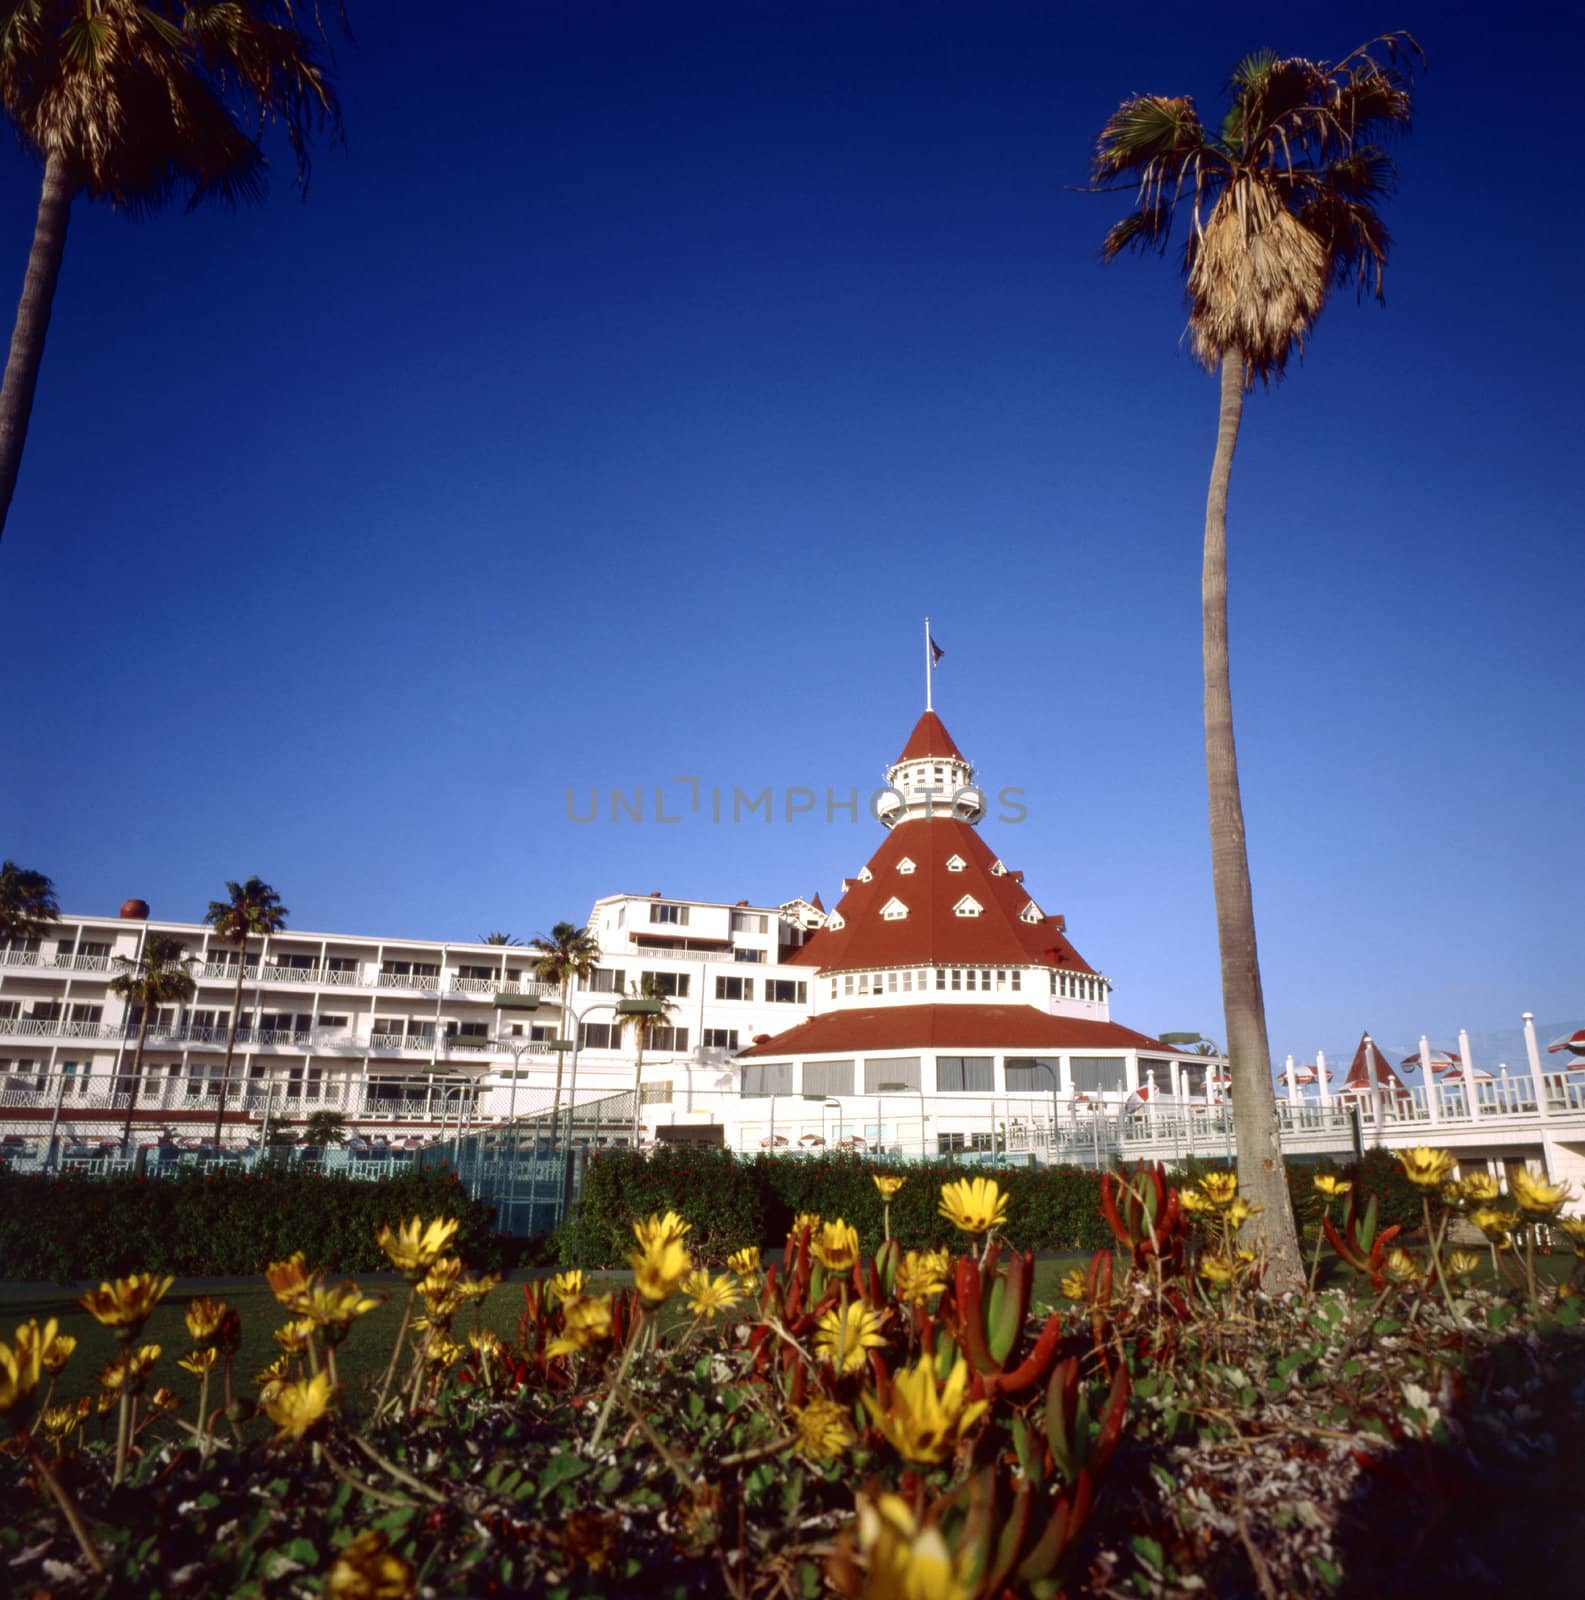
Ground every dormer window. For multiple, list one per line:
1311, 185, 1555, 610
896, 857, 916, 875
945, 854, 966, 873
880, 897, 909, 921
857, 866, 873, 883
1019, 901, 1042, 925
989, 859, 1007, 876
826, 911, 846, 931
954, 895, 983, 918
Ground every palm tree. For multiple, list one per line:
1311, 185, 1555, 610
480, 932, 522, 946
618, 975, 677, 1149
528, 921, 600, 1135
203, 876, 288, 1147
0, 1, 342, 545
1091, 36, 1418, 1285
109, 934, 195, 1150
301, 1108, 348, 1147
0, 858, 57, 941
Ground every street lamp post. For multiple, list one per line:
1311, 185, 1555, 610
878, 1081, 926, 1160
491, 993, 544, 1233
1023, 1062, 1061, 1161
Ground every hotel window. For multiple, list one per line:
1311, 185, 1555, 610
457, 963, 494, 980
937, 1132, 965, 1153
829, 979, 838, 999
935, 969, 947, 991
945, 854, 966, 872
715, 975, 753, 1001
1180, 1063, 1208, 1097
1011, 971, 1021, 991
901, 971, 913, 993
587, 967, 624, 993
741, 1063, 792, 1097
641, 971, 690, 998
579, 1021, 621, 1049
896, 857, 916, 875
647, 1026, 689, 1052
844, 975, 856, 996
950, 969, 962, 991
953, 896, 982, 918
886, 972, 897, 993
765, 980, 807, 1004
1070, 1056, 1126, 1093
803, 1059, 855, 1097
640, 1082, 673, 1104
650, 903, 689, 926
325, 956, 358, 976
964, 969, 976, 991
733, 948, 766, 963
732, 912, 767, 934
864, 1056, 921, 1093
936, 1056, 994, 1093
319, 1014, 350, 1031
702, 1028, 739, 1050
1006, 1058, 1060, 1093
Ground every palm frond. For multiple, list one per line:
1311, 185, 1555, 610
1100, 204, 1172, 261
1092, 94, 1207, 178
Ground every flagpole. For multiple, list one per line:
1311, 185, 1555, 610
924, 616, 932, 712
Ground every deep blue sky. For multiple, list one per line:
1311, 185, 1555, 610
3, 2, 1580, 1069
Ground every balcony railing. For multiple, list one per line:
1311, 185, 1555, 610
201, 962, 259, 980
259, 965, 322, 984
0, 950, 40, 967
52, 953, 112, 972
370, 1032, 436, 1053
377, 972, 441, 991
320, 967, 365, 986
0, 1017, 117, 1039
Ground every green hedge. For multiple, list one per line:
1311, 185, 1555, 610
0, 1166, 502, 1281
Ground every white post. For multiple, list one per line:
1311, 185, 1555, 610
1316, 1049, 1330, 1111
1498, 1064, 1510, 1113
1420, 1034, 1439, 1126
1365, 1035, 1386, 1142
1523, 1012, 1551, 1121
1146, 1067, 1158, 1131
1458, 1028, 1480, 1118
924, 616, 933, 712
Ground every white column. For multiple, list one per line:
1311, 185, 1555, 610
1365, 1034, 1386, 1142
1316, 1049, 1330, 1110
1523, 1012, 1550, 1121
1458, 1028, 1480, 1117
1420, 1034, 1439, 1126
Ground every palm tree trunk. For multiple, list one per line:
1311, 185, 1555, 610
121, 1007, 151, 1154
550, 977, 569, 1133
214, 941, 247, 1147
0, 150, 74, 545
1203, 350, 1303, 1289
631, 1036, 645, 1148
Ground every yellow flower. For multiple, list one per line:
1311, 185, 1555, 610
1383, 1248, 1421, 1285
149, 1386, 181, 1412
1446, 1251, 1481, 1279
545, 1293, 614, 1358
0, 1332, 43, 1415
938, 1177, 1008, 1236
1509, 1167, 1574, 1219
327, 1529, 416, 1600
263, 1371, 335, 1438
789, 1397, 855, 1461
375, 1216, 461, 1280
791, 1211, 823, 1239
856, 1494, 973, 1600
1226, 1197, 1263, 1228
177, 1347, 219, 1376
467, 1328, 504, 1362
1459, 1172, 1501, 1205
863, 1355, 989, 1464
814, 1302, 887, 1375
627, 1236, 692, 1303
873, 1174, 906, 1200
424, 1332, 465, 1368
13, 1318, 70, 1381
1197, 1172, 1240, 1208
1179, 1187, 1217, 1215
456, 1271, 501, 1304
265, 1253, 317, 1311
1313, 1173, 1352, 1198
99, 1344, 160, 1394
1558, 1218, 1585, 1257
811, 1219, 862, 1273
1469, 1207, 1517, 1241
1395, 1148, 1456, 1191
273, 1319, 317, 1356
726, 1247, 761, 1280
255, 1354, 291, 1386
79, 1274, 173, 1336
39, 1404, 80, 1443
1059, 1268, 1088, 1303
681, 1270, 740, 1320
300, 1283, 382, 1335
632, 1211, 691, 1251
894, 1249, 950, 1307
1198, 1256, 1234, 1290
184, 1296, 231, 1348
548, 1270, 587, 1303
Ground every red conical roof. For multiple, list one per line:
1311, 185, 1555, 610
1341, 1035, 1407, 1092
895, 711, 967, 765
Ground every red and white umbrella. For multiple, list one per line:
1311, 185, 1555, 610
799, 1133, 825, 1147
1401, 1050, 1460, 1076
758, 1134, 789, 1149
1548, 1028, 1585, 1061
1125, 1084, 1156, 1113
1290, 1063, 1332, 1087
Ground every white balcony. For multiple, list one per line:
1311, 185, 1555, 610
259, 965, 322, 984
377, 972, 441, 991
1, 950, 40, 967
201, 962, 259, 981
53, 953, 112, 972
0, 1017, 118, 1040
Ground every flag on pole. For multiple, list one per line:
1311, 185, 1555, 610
929, 635, 944, 666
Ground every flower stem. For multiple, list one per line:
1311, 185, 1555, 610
1308, 1202, 1331, 1293
112, 1390, 131, 1488
28, 1446, 103, 1575
374, 1286, 416, 1415
590, 1326, 641, 1453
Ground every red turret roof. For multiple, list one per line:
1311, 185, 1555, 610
737, 1004, 1172, 1059
1340, 1034, 1407, 1093
785, 815, 1091, 974
895, 711, 967, 764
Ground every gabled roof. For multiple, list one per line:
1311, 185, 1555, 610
895, 711, 967, 765
785, 815, 1092, 974
737, 1004, 1173, 1059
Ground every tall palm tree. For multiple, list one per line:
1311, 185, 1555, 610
528, 921, 600, 1134
1091, 36, 1417, 1285
203, 876, 287, 1147
0, 858, 57, 941
479, 932, 522, 946
109, 934, 194, 1150
619, 974, 677, 1149
0, 0, 342, 545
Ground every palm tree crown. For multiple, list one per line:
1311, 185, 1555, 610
480, 932, 523, 946
109, 933, 195, 1015
0, 858, 58, 941
529, 922, 600, 1001
205, 876, 288, 948
1092, 34, 1418, 380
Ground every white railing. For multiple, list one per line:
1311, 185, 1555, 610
260, 965, 321, 983
0, 1017, 117, 1039
377, 972, 441, 990
239, 1027, 314, 1048
201, 962, 258, 980
369, 1032, 435, 1053
450, 976, 498, 993
320, 967, 366, 986
0, 950, 40, 967
52, 953, 112, 972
